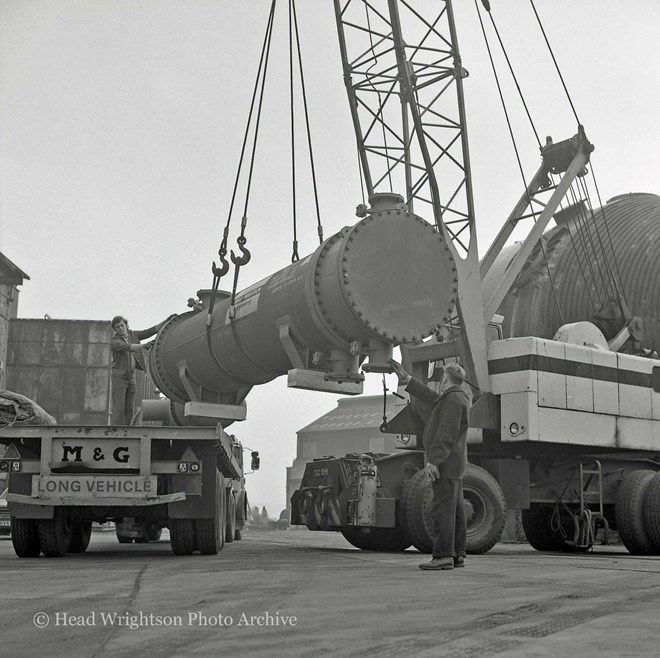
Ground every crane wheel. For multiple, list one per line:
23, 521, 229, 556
341, 528, 378, 550
522, 505, 565, 551
521, 504, 590, 552
616, 469, 655, 555
400, 470, 433, 553
374, 528, 412, 551
643, 472, 660, 552
404, 464, 506, 555
459, 464, 507, 555
341, 527, 411, 551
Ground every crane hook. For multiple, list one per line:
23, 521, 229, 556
212, 247, 230, 278
231, 236, 251, 267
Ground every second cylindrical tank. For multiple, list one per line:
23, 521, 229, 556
491, 192, 660, 346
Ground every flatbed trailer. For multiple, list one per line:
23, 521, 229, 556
0, 423, 248, 557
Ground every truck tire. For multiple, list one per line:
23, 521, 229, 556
135, 529, 149, 544
225, 493, 236, 543
10, 517, 41, 558
234, 491, 246, 540
341, 527, 412, 551
68, 522, 92, 553
522, 504, 593, 552
116, 524, 133, 544
146, 525, 163, 542
400, 470, 433, 553
522, 505, 569, 551
616, 469, 655, 555
170, 519, 195, 555
461, 464, 507, 555
409, 464, 507, 555
196, 470, 226, 555
341, 528, 378, 550
38, 508, 73, 558
522, 506, 560, 551
643, 472, 660, 551
373, 528, 412, 551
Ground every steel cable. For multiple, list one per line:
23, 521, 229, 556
290, 0, 324, 246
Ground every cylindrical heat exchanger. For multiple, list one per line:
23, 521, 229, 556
150, 194, 458, 403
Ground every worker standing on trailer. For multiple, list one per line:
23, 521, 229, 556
390, 359, 471, 571
110, 315, 173, 425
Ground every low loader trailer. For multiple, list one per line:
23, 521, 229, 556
0, 423, 252, 557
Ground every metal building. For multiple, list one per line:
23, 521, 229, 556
0, 252, 29, 390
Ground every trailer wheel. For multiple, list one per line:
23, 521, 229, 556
234, 527, 243, 541
225, 493, 236, 544
196, 470, 226, 555
400, 470, 433, 553
68, 522, 92, 553
38, 508, 73, 558
616, 469, 655, 555
10, 517, 41, 558
170, 519, 195, 555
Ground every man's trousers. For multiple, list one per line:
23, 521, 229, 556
430, 477, 467, 559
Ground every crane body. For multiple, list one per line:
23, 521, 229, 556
291, 0, 660, 555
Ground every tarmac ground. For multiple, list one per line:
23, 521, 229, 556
0, 526, 658, 657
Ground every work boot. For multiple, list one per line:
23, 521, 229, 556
454, 556, 465, 568
418, 557, 454, 570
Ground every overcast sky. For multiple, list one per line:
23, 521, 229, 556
1, 1, 659, 514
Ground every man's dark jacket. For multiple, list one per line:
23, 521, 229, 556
405, 377, 470, 479
111, 324, 163, 376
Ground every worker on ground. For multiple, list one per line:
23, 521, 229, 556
390, 359, 471, 571
110, 315, 174, 425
